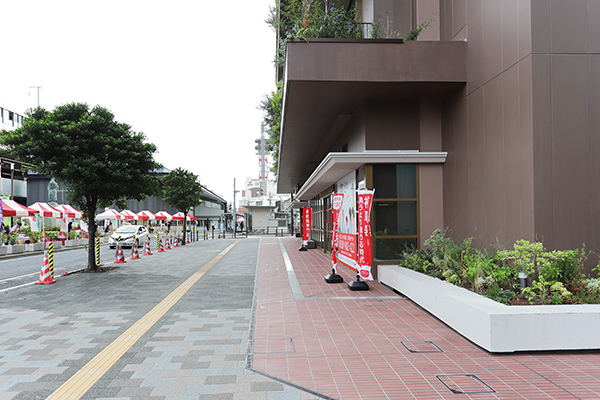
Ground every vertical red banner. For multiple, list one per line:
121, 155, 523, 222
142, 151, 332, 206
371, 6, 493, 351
357, 189, 375, 280
331, 193, 344, 271
302, 207, 312, 246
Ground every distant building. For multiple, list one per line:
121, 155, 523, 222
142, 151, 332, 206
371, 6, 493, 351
26, 169, 227, 225
0, 105, 28, 204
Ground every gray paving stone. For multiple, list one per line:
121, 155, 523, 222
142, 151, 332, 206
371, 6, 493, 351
0, 240, 323, 400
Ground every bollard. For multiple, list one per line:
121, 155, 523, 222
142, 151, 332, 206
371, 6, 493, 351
95, 235, 101, 266
48, 241, 55, 278
157, 233, 160, 252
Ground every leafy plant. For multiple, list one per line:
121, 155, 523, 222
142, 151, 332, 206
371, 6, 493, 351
399, 229, 598, 305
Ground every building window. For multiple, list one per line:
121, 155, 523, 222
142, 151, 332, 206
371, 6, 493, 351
372, 164, 418, 261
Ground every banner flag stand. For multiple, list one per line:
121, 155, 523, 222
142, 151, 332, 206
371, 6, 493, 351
349, 188, 375, 291
325, 193, 344, 283
299, 207, 311, 251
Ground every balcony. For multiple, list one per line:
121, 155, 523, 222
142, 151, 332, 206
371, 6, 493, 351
278, 39, 467, 194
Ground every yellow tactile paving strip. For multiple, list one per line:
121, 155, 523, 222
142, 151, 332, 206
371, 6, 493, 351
46, 241, 239, 400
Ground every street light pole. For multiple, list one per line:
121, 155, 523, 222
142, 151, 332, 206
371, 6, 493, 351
29, 86, 42, 107
233, 178, 240, 238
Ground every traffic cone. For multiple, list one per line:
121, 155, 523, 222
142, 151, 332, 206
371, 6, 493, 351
114, 242, 126, 263
130, 242, 140, 260
185, 235, 190, 244
165, 237, 171, 250
35, 253, 56, 285
157, 238, 165, 252
173, 237, 179, 247
143, 240, 153, 255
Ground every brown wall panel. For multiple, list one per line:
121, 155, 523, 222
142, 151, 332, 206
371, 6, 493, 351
518, 56, 535, 242
364, 101, 420, 150
531, 54, 554, 249
483, 76, 505, 245
420, 164, 444, 245
419, 99, 442, 151
466, 89, 484, 241
503, 64, 525, 245
482, 1, 503, 84
450, 96, 471, 240
518, 0, 532, 60
590, 1, 600, 53
502, 0, 519, 70
550, 55, 591, 250
465, 0, 483, 94
550, 0, 589, 54
453, 0, 467, 38
531, 0, 551, 53
589, 56, 600, 255
442, 95, 458, 236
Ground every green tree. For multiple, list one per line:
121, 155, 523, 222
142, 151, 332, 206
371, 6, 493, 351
259, 81, 283, 174
161, 168, 203, 245
0, 103, 161, 271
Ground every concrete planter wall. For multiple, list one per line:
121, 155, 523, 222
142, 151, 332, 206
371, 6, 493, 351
8, 244, 25, 254
64, 240, 77, 247
378, 265, 600, 353
25, 243, 44, 252
0, 246, 7, 256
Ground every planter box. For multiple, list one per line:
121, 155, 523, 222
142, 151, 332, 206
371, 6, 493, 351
0, 246, 7, 256
378, 265, 600, 353
64, 240, 77, 247
51, 241, 62, 250
7, 244, 25, 254
25, 243, 44, 252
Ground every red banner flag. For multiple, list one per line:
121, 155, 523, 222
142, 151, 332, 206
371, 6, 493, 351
357, 189, 375, 280
331, 193, 344, 272
302, 207, 312, 246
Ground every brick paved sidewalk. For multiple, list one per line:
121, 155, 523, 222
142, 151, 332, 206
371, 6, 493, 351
252, 236, 600, 400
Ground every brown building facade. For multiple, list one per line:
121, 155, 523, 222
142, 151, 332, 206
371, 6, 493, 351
277, 0, 600, 275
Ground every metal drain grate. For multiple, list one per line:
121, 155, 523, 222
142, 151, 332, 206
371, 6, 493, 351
436, 374, 496, 394
361, 299, 388, 307
401, 340, 444, 353
252, 338, 296, 354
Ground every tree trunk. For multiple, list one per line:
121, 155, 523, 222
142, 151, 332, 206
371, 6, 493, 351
87, 217, 98, 271
182, 216, 187, 245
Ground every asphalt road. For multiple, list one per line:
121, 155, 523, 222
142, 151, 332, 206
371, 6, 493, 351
0, 241, 155, 292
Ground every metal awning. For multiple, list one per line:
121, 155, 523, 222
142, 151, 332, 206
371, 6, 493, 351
294, 150, 447, 200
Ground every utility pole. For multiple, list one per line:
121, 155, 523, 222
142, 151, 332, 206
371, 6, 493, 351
233, 178, 239, 238
29, 86, 42, 107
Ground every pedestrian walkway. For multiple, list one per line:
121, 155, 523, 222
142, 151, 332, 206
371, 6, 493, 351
0, 238, 313, 399
252, 237, 600, 399
2, 236, 600, 399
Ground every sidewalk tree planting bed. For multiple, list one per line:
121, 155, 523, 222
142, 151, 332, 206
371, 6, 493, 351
379, 229, 600, 352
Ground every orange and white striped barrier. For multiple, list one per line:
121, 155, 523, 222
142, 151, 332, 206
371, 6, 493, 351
157, 237, 165, 253
35, 252, 56, 285
173, 237, 179, 248
114, 242, 126, 264
165, 237, 171, 250
130, 236, 140, 260
143, 240, 152, 255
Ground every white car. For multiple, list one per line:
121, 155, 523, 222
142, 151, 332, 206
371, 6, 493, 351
108, 225, 149, 249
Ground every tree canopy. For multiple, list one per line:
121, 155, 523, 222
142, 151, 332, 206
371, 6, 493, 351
0, 102, 161, 270
161, 167, 203, 245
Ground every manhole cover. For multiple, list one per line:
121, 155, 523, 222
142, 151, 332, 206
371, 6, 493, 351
436, 374, 495, 394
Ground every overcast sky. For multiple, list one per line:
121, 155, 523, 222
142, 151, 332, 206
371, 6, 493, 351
1, 0, 276, 206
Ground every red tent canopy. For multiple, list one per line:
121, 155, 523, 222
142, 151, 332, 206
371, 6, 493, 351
29, 202, 63, 218
155, 211, 173, 221
136, 210, 156, 220
1, 199, 39, 217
